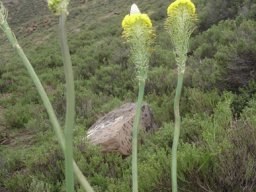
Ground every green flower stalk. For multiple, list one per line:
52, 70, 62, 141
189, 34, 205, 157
165, 0, 196, 192
0, 2, 94, 192
122, 4, 154, 192
49, 1, 74, 191
49, 1, 94, 191
59, 13, 75, 192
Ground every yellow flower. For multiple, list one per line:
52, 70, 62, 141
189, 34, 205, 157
48, 0, 61, 11
122, 4, 152, 31
48, 0, 69, 15
167, 0, 196, 16
121, 4, 154, 42
122, 14, 152, 30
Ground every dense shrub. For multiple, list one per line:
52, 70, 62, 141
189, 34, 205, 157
4, 104, 32, 129
188, 19, 256, 92
198, 0, 244, 30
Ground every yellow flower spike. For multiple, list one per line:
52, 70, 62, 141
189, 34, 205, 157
121, 3, 154, 75
48, 0, 69, 15
165, 0, 197, 59
0, 2, 8, 25
121, 3, 153, 41
122, 13, 152, 29
167, 0, 196, 17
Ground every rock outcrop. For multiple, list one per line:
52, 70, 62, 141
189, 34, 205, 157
87, 103, 157, 155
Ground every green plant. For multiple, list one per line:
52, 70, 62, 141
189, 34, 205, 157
121, 4, 155, 191
165, 0, 197, 191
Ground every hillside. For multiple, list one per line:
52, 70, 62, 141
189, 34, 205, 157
0, 0, 256, 191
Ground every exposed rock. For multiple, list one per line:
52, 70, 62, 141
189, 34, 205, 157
87, 103, 157, 155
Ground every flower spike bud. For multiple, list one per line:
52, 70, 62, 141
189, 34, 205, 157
48, 0, 69, 15
121, 4, 155, 82
167, 0, 196, 18
0, 2, 8, 25
130, 3, 141, 14
122, 4, 153, 34
165, 0, 197, 74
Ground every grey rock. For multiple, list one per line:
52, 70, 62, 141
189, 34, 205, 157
87, 103, 157, 155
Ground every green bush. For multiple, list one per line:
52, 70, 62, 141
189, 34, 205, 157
188, 19, 256, 91
4, 103, 32, 129
182, 88, 221, 116
0, 0, 256, 191
241, 95, 256, 127
232, 80, 256, 115
0, 152, 30, 192
198, 0, 244, 30
89, 64, 135, 98
28, 177, 53, 192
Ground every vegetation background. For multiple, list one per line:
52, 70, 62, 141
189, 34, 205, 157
0, 0, 256, 191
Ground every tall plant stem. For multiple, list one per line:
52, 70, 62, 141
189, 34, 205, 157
132, 81, 145, 192
172, 72, 184, 192
59, 13, 75, 192
1, 20, 95, 192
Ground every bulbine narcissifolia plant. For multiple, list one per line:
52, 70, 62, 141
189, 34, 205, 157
0, 1, 94, 192
165, 0, 197, 191
121, 4, 154, 192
